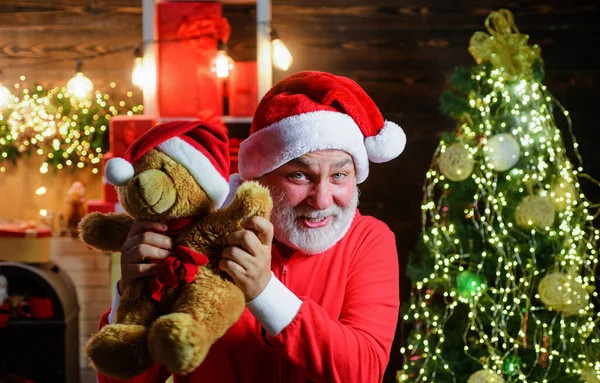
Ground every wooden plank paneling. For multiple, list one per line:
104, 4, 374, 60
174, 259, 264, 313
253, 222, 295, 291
274, 1, 600, 29
0, 4, 141, 28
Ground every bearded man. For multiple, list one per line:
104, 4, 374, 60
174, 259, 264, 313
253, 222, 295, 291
98, 70, 406, 383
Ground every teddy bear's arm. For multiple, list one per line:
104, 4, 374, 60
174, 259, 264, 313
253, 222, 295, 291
223, 180, 272, 221
206, 180, 273, 236
78, 212, 135, 252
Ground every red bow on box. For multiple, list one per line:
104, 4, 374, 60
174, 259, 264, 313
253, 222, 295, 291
176, 16, 231, 50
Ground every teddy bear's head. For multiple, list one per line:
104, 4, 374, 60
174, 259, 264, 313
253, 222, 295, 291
105, 121, 231, 222
115, 149, 214, 221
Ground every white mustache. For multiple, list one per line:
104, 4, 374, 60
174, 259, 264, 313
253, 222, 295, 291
295, 205, 342, 220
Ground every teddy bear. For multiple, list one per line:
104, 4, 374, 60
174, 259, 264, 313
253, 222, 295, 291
78, 120, 272, 379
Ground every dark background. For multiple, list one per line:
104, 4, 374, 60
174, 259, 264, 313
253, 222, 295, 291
0, 1, 598, 382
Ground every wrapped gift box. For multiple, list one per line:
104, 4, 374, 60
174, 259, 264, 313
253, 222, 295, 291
228, 61, 257, 117
109, 115, 156, 157
156, 1, 225, 117
0, 223, 52, 263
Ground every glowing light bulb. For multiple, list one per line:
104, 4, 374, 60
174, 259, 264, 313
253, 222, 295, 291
67, 72, 94, 99
272, 36, 292, 71
211, 50, 234, 79
0, 83, 11, 108
35, 187, 47, 196
210, 40, 234, 79
131, 57, 145, 89
131, 47, 146, 89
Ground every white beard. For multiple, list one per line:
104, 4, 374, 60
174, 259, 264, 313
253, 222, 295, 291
270, 186, 359, 255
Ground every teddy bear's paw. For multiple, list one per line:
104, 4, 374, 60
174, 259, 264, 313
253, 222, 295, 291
85, 324, 152, 379
232, 180, 273, 218
149, 313, 212, 375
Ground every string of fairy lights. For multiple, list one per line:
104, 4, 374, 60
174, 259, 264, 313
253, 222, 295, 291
399, 62, 600, 382
0, 25, 293, 175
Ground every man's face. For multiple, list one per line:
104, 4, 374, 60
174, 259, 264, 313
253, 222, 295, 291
259, 150, 359, 254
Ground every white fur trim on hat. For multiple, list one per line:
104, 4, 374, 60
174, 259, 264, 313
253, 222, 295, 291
364, 120, 406, 163
158, 137, 229, 208
239, 110, 370, 183
105, 157, 135, 186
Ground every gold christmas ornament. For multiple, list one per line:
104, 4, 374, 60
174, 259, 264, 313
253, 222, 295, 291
550, 180, 577, 211
467, 369, 505, 383
538, 272, 588, 316
438, 143, 474, 182
486, 133, 520, 172
515, 195, 555, 229
581, 366, 600, 383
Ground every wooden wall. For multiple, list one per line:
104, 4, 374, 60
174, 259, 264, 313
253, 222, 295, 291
1, 1, 599, 382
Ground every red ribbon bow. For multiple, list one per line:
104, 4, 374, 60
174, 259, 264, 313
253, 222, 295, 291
150, 217, 209, 302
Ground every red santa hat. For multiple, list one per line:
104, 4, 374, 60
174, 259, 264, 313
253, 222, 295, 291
238, 71, 406, 183
105, 120, 230, 208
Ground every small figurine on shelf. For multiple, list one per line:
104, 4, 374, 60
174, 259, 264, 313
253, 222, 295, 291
60, 181, 88, 237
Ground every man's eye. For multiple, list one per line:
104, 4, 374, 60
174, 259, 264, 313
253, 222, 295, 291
289, 172, 307, 181
332, 173, 346, 180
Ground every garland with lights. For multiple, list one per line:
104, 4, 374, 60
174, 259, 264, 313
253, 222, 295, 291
399, 9, 600, 383
0, 76, 142, 174
0, 19, 293, 89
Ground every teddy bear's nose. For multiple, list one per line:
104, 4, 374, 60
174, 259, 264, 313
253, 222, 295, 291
136, 169, 177, 214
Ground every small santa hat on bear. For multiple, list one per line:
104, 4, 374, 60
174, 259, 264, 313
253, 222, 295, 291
104, 120, 230, 208
238, 70, 406, 184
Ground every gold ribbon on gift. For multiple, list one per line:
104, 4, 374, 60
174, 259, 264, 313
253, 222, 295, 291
468, 9, 541, 80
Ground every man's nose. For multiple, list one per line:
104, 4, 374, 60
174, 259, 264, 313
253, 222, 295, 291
307, 181, 334, 210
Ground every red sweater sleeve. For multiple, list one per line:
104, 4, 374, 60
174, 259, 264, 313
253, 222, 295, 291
266, 226, 400, 383
95, 309, 171, 383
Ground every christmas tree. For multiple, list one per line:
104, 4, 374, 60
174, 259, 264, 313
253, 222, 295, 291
399, 9, 600, 383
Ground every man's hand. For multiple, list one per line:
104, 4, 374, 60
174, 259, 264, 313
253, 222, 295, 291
118, 220, 173, 293
219, 216, 274, 302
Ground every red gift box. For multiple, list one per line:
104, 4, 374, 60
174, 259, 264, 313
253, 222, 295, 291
109, 115, 156, 157
228, 61, 258, 117
156, 1, 228, 117
0, 223, 52, 263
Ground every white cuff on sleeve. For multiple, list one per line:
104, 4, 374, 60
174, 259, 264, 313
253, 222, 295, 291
107, 281, 121, 324
246, 272, 302, 336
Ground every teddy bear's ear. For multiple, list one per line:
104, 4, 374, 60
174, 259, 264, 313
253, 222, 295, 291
78, 212, 135, 252
221, 173, 244, 208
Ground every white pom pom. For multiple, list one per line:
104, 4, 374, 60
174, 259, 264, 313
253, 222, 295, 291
105, 157, 135, 186
364, 120, 406, 163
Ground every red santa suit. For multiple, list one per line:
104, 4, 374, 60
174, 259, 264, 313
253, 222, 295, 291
97, 211, 399, 383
